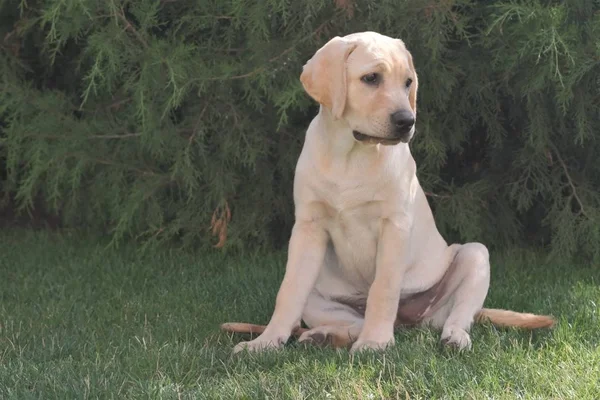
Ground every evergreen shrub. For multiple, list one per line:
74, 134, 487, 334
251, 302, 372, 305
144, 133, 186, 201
0, 0, 599, 260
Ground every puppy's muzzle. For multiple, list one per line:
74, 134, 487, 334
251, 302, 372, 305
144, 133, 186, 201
352, 109, 416, 145
390, 110, 415, 141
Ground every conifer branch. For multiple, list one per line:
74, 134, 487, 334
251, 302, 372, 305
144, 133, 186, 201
204, 46, 296, 81
34, 132, 141, 140
425, 191, 451, 199
54, 152, 158, 176
118, 8, 149, 49
188, 104, 208, 145
106, 97, 132, 110
90, 133, 142, 139
203, 19, 331, 81
90, 158, 156, 176
78, 96, 132, 113
551, 144, 588, 218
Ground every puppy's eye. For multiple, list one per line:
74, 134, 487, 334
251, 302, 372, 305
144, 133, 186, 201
361, 73, 380, 85
405, 78, 413, 88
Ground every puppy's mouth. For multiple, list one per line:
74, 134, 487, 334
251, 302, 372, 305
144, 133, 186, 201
352, 131, 406, 146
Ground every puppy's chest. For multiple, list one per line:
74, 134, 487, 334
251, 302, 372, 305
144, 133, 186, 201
319, 187, 384, 276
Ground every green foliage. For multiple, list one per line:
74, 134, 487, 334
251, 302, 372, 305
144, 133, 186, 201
1, 0, 599, 259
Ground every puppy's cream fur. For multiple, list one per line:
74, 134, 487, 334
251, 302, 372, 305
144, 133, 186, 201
223, 32, 554, 353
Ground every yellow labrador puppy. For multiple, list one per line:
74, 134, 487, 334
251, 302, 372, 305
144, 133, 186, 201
223, 31, 554, 353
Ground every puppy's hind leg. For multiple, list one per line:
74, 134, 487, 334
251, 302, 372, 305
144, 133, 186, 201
427, 243, 491, 350
298, 291, 364, 349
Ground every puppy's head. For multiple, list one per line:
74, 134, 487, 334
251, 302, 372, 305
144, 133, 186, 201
300, 31, 418, 145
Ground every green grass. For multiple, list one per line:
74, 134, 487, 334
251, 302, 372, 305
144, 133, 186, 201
0, 229, 599, 399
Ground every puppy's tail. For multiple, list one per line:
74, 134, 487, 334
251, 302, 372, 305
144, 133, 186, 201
221, 309, 555, 337
475, 308, 555, 329
220, 322, 308, 336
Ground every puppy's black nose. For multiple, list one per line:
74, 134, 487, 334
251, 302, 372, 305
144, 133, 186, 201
390, 110, 415, 133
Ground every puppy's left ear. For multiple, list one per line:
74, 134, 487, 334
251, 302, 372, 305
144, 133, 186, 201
397, 39, 418, 115
407, 51, 418, 115
300, 36, 358, 119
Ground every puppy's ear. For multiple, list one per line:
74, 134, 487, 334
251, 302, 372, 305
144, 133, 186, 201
407, 51, 418, 115
300, 36, 357, 119
397, 39, 418, 115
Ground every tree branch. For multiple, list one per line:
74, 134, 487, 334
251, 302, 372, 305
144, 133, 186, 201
425, 191, 451, 199
90, 157, 156, 176
204, 46, 296, 81
119, 7, 149, 49
106, 97, 132, 110
203, 19, 332, 81
35, 132, 141, 140
188, 104, 209, 145
551, 143, 588, 218
90, 133, 142, 139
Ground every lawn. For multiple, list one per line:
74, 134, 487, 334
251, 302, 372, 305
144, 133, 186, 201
0, 229, 599, 399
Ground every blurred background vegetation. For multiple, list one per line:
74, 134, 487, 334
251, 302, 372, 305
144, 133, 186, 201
1, 0, 598, 261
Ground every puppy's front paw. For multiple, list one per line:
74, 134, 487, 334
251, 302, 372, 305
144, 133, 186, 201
350, 334, 394, 354
232, 335, 287, 354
